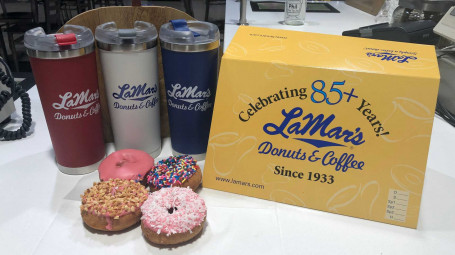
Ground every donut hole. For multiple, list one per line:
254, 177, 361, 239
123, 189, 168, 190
115, 160, 125, 167
167, 207, 178, 214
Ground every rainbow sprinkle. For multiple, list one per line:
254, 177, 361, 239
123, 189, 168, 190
147, 155, 198, 189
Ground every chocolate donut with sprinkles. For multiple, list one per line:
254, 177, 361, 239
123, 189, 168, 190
146, 155, 202, 192
141, 187, 207, 245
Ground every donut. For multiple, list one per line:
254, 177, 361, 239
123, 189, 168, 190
146, 155, 202, 192
98, 149, 155, 183
80, 179, 148, 231
140, 187, 207, 245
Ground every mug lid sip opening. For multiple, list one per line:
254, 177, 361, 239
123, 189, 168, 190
159, 20, 220, 52
24, 24, 95, 59
95, 21, 158, 52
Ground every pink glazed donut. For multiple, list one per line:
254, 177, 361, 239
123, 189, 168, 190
98, 149, 155, 183
140, 187, 207, 245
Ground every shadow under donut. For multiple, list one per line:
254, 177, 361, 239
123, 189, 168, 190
142, 221, 208, 249
83, 221, 141, 236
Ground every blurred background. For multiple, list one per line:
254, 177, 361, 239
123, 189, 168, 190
0, 0, 226, 72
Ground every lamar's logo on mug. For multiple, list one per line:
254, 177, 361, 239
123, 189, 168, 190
111, 83, 159, 111
52, 89, 99, 110
167, 83, 213, 112
52, 89, 101, 120
167, 83, 211, 103
113, 83, 158, 102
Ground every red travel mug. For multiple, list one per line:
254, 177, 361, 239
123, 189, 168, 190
25, 25, 105, 174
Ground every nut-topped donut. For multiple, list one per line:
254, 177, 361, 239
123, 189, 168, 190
146, 155, 202, 192
140, 187, 207, 245
80, 179, 148, 231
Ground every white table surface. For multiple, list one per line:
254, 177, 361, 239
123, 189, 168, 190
1, 2, 455, 254
224, 0, 381, 51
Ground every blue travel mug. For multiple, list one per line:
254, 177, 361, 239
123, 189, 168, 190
160, 20, 220, 160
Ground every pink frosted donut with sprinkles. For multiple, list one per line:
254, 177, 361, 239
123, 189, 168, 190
146, 155, 202, 192
140, 187, 207, 245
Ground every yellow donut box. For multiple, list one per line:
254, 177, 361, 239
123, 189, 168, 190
203, 26, 440, 228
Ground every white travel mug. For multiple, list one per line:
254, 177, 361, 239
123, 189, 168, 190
96, 21, 161, 158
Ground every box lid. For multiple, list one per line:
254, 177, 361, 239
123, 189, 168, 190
224, 26, 439, 79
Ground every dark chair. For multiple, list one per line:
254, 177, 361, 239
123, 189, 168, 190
182, 0, 194, 17
0, 0, 39, 71
60, 0, 91, 22
205, 0, 225, 21
0, 0, 39, 23
103, 0, 124, 6
60, 0, 123, 22
1, 0, 62, 71
42, 0, 63, 32
91, 0, 123, 8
